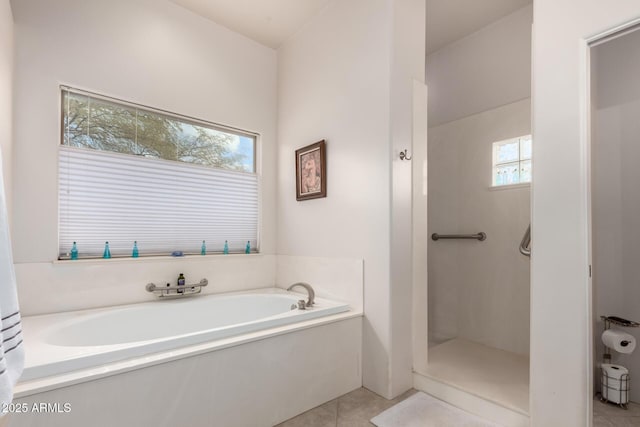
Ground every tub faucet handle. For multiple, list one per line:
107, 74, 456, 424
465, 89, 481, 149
297, 300, 307, 310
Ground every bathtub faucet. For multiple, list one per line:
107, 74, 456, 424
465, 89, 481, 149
287, 282, 315, 307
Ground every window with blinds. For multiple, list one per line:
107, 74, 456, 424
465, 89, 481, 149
59, 87, 259, 259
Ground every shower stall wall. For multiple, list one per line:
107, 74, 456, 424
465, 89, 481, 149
427, 99, 531, 355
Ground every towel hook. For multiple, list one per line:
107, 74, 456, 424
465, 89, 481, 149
399, 149, 412, 161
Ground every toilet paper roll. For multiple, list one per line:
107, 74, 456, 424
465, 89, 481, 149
602, 329, 636, 354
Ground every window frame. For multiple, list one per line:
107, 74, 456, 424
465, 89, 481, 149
491, 135, 532, 188
58, 85, 262, 260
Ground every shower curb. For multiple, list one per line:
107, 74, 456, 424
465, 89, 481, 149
413, 372, 530, 427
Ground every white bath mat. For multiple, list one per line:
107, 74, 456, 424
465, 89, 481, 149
370, 392, 502, 427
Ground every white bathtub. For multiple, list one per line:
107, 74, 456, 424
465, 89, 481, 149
19, 288, 350, 383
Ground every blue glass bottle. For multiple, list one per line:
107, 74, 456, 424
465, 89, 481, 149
223, 240, 229, 255
201, 240, 206, 255
70, 242, 78, 260
132, 241, 139, 258
103, 241, 111, 259
245, 240, 250, 254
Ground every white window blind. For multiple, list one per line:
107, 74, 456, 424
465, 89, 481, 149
59, 146, 258, 258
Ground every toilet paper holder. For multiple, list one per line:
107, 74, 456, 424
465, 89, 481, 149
600, 316, 638, 409
601, 315, 639, 364
601, 316, 640, 329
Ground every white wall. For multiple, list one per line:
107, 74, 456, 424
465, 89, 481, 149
277, 0, 424, 399
531, 2, 640, 425
428, 99, 530, 355
0, 0, 13, 220
15, 255, 275, 316
389, 0, 426, 397
426, 4, 532, 127
591, 29, 640, 403
411, 81, 429, 375
10, 0, 277, 307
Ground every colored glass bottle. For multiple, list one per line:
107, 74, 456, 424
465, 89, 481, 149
132, 241, 139, 258
70, 242, 78, 260
223, 240, 229, 255
245, 240, 250, 254
201, 240, 206, 255
103, 241, 111, 259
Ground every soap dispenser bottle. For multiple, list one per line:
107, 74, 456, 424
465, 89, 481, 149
245, 240, 250, 254
177, 273, 185, 294
132, 241, 139, 258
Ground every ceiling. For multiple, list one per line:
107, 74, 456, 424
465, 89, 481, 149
171, 0, 532, 52
170, 0, 331, 49
426, 0, 532, 54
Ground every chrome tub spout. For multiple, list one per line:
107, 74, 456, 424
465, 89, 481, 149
287, 282, 315, 307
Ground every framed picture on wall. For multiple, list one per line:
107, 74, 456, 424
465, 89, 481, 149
295, 140, 326, 201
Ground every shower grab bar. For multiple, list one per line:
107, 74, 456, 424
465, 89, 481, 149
519, 225, 531, 257
431, 232, 486, 241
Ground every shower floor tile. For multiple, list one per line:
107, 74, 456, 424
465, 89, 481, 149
423, 338, 529, 415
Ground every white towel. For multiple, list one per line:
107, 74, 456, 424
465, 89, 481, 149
0, 150, 24, 413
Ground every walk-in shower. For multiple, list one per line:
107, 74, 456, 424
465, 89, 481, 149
410, 94, 532, 427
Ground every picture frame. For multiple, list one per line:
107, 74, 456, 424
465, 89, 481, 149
295, 140, 326, 201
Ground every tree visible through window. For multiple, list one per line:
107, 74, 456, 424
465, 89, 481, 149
492, 135, 532, 186
63, 90, 255, 172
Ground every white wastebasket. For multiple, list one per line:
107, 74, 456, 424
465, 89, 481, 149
601, 363, 630, 405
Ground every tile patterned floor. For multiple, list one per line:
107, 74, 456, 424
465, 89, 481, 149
275, 387, 417, 427
277, 389, 640, 426
593, 397, 640, 426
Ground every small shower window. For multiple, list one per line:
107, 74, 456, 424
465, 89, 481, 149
492, 135, 532, 187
